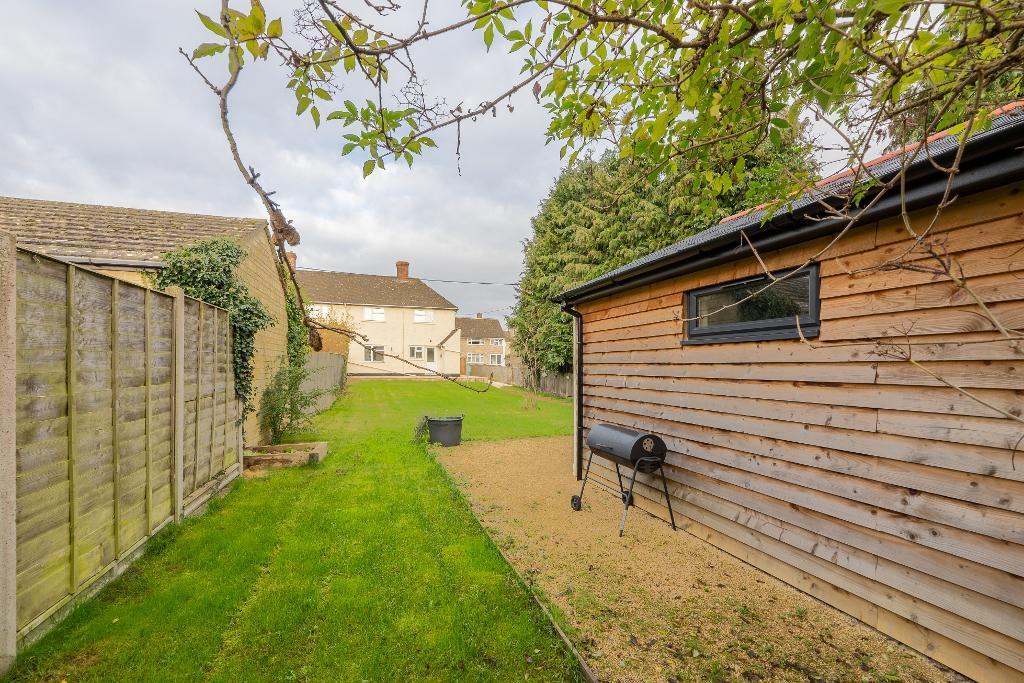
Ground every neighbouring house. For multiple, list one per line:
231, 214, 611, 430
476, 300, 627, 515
0, 196, 289, 445
555, 104, 1024, 683
297, 261, 461, 377
456, 314, 507, 373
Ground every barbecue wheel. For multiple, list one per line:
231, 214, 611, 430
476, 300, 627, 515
570, 495, 582, 511
621, 491, 633, 507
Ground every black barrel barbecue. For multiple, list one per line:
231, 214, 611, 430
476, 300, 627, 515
571, 423, 677, 536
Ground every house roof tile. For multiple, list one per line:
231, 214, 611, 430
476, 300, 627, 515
0, 196, 268, 264
297, 269, 457, 310
456, 316, 505, 339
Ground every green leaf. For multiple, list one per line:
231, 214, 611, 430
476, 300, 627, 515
197, 11, 227, 38
250, 4, 266, 32
192, 42, 226, 59
362, 159, 376, 177
267, 17, 283, 38
322, 18, 345, 42
296, 97, 312, 116
484, 24, 494, 50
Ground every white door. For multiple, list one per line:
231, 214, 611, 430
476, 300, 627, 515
425, 346, 437, 371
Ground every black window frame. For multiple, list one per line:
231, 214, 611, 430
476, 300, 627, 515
684, 264, 820, 345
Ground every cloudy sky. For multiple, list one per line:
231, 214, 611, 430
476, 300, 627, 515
1, 1, 567, 318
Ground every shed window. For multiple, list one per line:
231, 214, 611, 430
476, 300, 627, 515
685, 265, 820, 344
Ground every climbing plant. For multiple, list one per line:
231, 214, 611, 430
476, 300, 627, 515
283, 271, 309, 367
255, 265, 324, 442
151, 238, 274, 412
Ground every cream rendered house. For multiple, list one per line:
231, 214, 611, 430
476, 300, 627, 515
297, 261, 461, 377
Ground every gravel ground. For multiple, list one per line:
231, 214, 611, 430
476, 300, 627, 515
438, 436, 955, 683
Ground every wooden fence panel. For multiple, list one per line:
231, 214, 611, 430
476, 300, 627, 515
8, 247, 242, 655
181, 300, 200, 498
70, 268, 115, 588
149, 293, 175, 526
115, 282, 148, 554
465, 364, 572, 398
301, 352, 347, 413
13, 251, 70, 634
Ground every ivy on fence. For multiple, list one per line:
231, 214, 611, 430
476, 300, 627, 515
150, 238, 273, 412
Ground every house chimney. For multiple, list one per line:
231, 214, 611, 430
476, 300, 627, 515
396, 260, 409, 282
475, 313, 482, 318
284, 251, 297, 273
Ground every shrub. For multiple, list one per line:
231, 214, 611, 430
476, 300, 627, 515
258, 357, 324, 443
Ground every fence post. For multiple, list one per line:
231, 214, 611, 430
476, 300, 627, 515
0, 231, 17, 673
172, 291, 185, 521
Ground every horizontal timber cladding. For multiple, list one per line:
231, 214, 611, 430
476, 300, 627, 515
574, 182, 1024, 682
12, 248, 242, 644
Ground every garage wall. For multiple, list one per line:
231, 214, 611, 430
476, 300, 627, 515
576, 182, 1024, 682
235, 229, 288, 446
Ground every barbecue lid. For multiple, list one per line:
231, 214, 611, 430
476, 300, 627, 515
586, 423, 667, 461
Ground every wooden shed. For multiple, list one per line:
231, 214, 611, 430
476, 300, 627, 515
555, 106, 1024, 683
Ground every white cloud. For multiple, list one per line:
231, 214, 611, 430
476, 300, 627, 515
0, 0, 566, 317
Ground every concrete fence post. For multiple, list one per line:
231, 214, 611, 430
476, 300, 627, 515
172, 290, 185, 521
1, 230, 18, 673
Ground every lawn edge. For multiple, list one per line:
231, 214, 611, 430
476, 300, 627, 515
429, 442, 597, 683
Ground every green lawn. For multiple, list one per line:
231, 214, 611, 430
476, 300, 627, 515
5, 380, 577, 682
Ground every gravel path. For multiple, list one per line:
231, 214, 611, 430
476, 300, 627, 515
439, 436, 954, 683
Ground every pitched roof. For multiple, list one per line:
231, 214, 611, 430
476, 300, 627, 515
456, 316, 505, 339
296, 269, 457, 309
557, 102, 1024, 305
0, 196, 268, 265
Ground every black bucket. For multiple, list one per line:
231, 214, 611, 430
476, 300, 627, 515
425, 416, 463, 446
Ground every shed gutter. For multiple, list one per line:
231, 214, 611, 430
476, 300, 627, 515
58, 256, 164, 270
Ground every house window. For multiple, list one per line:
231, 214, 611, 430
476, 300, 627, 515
307, 304, 330, 319
467, 353, 485, 364
490, 338, 504, 346
413, 309, 434, 323
363, 345, 385, 362
488, 353, 503, 366
363, 307, 385, 322
410, 346, 437, 362
468, 338, 483, 346
685, 264, 820, 344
